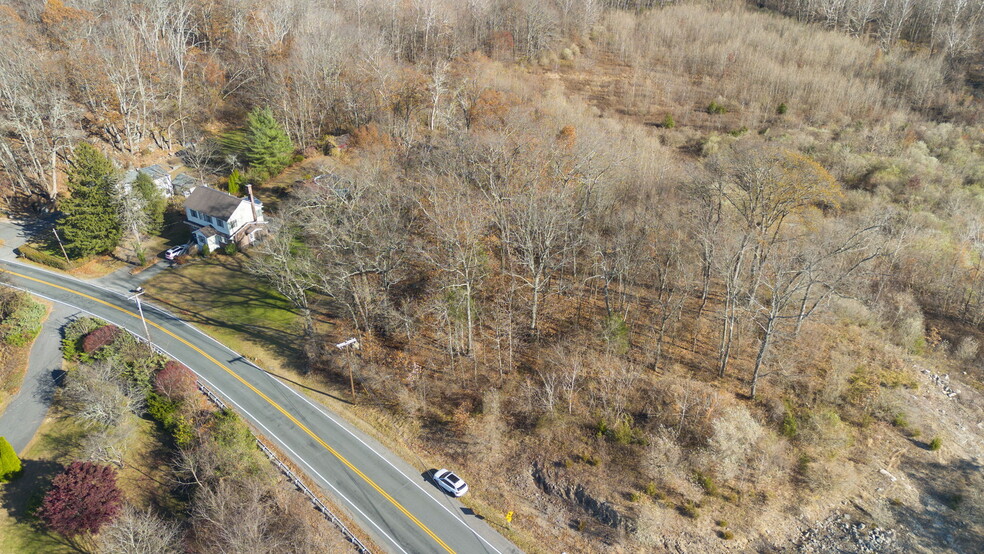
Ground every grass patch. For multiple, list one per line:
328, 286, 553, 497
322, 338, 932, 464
143, 256, 304, 372
0, 414, 173, 554
0, 418, 82, 554
0, 301, 50, 412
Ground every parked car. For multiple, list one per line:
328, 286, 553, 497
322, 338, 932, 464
164, 244, 189, 260
432, 469, 468, 497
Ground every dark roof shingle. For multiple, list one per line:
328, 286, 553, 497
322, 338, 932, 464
185, 186, 244, 219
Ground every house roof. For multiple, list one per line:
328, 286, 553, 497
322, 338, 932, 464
185, 186, 247, 219
195, 225, 218, 238
172, 173, 200, 194
141, 164, 170, 180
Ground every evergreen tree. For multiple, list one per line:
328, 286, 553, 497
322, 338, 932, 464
0, 436, 21, 482
227, 168, 243, 196
134, 172, 166, 234
244, 107, 293, 179
57, 144, 122, 258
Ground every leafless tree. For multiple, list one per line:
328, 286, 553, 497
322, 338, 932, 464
58, 361, 145, 429
99, 505, 183, 554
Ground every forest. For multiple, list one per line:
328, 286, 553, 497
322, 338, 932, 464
2, 0, 984, 552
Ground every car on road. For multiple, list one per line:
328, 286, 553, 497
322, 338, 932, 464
164, 244, 188, 260
433, 469, 468, 497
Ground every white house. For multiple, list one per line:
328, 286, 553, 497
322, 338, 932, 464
184, 186, 266, 251
121, 164, 173, 198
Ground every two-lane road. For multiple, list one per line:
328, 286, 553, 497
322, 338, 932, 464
1, 259, 520, 554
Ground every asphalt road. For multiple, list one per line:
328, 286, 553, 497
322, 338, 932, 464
0, 259, 521, 554
0, 304, 74, 454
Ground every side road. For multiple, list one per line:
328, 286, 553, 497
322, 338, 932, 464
0, 260, 520, 554
0, 305, 74, 454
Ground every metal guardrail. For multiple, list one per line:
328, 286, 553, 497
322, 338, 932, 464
196, 381, 372, 554
121, 330, 370, 553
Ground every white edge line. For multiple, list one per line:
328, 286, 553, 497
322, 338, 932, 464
5, 261, 511, 553
1, 285, 408, 554
266, 371, 508, 554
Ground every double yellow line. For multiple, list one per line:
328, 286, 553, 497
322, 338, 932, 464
7, 269, 454, 554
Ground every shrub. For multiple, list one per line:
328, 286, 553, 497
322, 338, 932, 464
18, 245, 71, 270
603, 314, 629, 354
719, 530, 734, 540
695, 471, 718, 496
577, 452, 601, 466
782, 405, 799, 439
62, 317, 105, 360
891, 413, 908, 429
716, 519, 728, 527
39, 461, 122, 537
662, 114, 675, 128
929, 437, 942, 451
707, 101, 727, 114
644, 482, 659, 497
777, 102, 788, 115
727, 126, 749, 137
222, 242, 237, 256
0, 436, 22, 482
154, 361, 198, 403
629, 492, 641, 502
146, 393, 194, 447
81, 325, 122, 355
2, 295, 45, 347
201, 244, 211, 257
679, 500, 700, 519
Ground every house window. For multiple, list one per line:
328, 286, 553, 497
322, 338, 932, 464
216, 219, 226, 230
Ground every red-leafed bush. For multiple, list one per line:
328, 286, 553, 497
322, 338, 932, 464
39, 461, 122, 537
154, 361, 198, 402
81, 325, 121, 354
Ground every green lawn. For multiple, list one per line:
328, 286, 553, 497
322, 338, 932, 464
144, 255, 304, 372
0, 418, 88, 554
0, 415, 172, 553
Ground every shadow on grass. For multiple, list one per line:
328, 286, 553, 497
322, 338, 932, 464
0, 458, 87, 552
145, 257, 304, 365
0, 459, 62, 523
248, 362, 353, 405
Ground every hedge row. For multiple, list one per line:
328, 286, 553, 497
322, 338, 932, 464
18, 245, 72, 271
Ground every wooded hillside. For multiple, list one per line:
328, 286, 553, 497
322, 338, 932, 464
3, 0, 984, 552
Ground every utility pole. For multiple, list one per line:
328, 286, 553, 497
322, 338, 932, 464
127, 288, 151, 342
52, 228, 70, 263
336, 338, 360, 398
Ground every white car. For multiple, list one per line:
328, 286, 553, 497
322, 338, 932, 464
433, 469, 468, 497
164, 244, 188, 260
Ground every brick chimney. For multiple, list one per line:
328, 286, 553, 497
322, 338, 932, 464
245, 184, 258, 222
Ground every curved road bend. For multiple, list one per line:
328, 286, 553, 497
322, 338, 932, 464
0, 260, 520, 554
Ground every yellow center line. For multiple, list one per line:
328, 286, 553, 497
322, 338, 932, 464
6, 269, 454, 554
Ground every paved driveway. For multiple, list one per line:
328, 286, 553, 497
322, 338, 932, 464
0, 304, 73, 454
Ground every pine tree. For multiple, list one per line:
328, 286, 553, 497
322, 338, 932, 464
0, 436, 21, 482
227, 168, 243, 196
134, 172, 165, 234
57, 144, 122, 258
244, 107, 293, 179
39, 461, 123, 537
